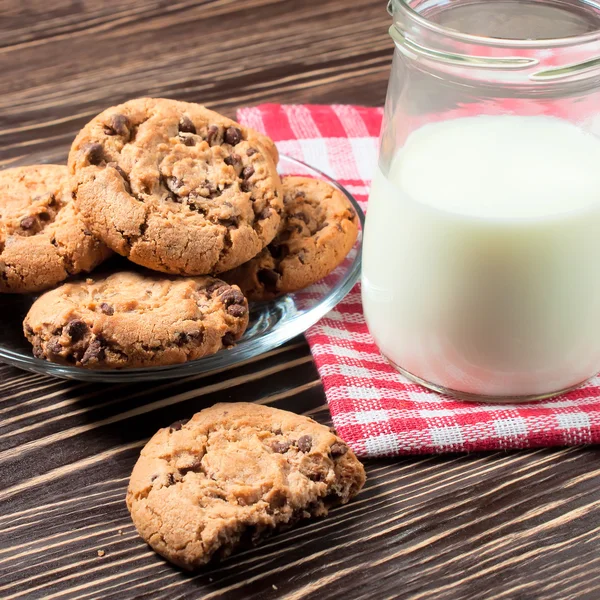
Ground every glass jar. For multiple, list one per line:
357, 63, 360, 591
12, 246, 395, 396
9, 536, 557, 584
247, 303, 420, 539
362, 0, 600, 401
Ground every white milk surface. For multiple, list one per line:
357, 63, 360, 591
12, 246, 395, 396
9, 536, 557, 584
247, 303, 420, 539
362, 115, 600, 397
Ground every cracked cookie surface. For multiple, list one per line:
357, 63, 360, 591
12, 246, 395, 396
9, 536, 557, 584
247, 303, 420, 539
221, 176, 359, 301
0, 165, 110, 293
126, 402, 366, 570
68, 98, 283, 275
23, 271, 249, 368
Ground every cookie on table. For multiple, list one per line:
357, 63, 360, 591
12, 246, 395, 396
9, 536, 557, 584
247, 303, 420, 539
221, 176, 359, 301
0, 165, 110, 293
68, 98, 284, 275
126, 402, 366, 570
23, 271, 249, 368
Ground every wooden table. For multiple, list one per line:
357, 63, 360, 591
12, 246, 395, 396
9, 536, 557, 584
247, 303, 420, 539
2, 2, 600, 598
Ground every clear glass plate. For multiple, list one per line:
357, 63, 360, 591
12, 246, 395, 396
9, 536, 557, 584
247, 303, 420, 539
0, 155, 364, 382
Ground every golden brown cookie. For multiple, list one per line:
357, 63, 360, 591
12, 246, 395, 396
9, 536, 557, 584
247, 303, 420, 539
23, 271, 248, 368
126, 402, 365, 570
0, 165, 110, 293
68, 98, 284, 275
221, 176, 359, 300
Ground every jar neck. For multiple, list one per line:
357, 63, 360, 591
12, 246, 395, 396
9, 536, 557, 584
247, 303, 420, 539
389, 0, 600, 86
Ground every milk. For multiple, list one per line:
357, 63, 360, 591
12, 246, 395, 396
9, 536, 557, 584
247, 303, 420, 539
362, 116, 600, 398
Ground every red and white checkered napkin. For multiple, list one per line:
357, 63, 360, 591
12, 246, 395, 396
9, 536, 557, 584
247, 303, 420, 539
238, 104, 600, 458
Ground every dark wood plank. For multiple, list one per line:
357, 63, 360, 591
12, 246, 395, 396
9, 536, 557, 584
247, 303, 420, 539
2, 1, 600, 599
0, 0, 392, 168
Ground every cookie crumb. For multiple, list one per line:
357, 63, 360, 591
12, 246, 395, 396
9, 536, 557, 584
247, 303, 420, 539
118, 529, 123, 535
272, 584, 278, 590
97, 550, 105, 557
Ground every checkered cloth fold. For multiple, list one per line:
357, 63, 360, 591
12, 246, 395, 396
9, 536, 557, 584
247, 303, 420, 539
238, 103, 600, 458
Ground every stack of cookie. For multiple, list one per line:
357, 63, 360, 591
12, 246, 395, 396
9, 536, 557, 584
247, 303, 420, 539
0, 98, 358, 369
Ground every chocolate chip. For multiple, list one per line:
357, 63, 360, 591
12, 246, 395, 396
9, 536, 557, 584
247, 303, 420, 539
246, 148, 258, 156
100, 303, 114, 316
206, 282, 228, 296
297, 435, 313, 453
81, 339, 105, 364
258, 208, 271, 220
219, 287, 245, 306
227, 304, 247, 318
292, 212, 310, 224
166, 177, 183, 194
180, 134, 196, 146
270, 439, 292, 453
169, 419, 189, 432
240, 181, 251, 193
48, 341, 62, 355
336, 223, 344, 232
20, 216, 37, 231
224, 153, 241, 167
179, 457, 203, 474
218, 217, 239, 227
258, 268, 280, 291
110, 164, 131, 192
242, 166, 254, 180
33, 345, 44, 359
193, 182, 218, 200
222, 332, 236, 347
330, 442, 348, 457
82, 143, 104, 165
38, 211, 51, 222
207, 125, 219, 145
166, 473, 175, 486
179, 116, 196, 134
224, 126, 242, 145
177, 330, 203, 345
268, 242, 286, 260
104, 113, 130, 137
65, 319, 88, 342
176, 332, 189, 346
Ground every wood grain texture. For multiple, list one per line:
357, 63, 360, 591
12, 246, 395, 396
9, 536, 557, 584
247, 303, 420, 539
2, 1, 600, 598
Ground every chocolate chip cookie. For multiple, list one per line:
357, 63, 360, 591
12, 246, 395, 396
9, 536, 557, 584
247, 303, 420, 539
0, 165, 110, 293
23, 271, 249, 368
126, 402, 365, 569
221, 176, 359, 301
68, 98, 283, 275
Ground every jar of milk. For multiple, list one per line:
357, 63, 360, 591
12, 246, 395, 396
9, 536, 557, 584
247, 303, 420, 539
363, 0, 600, 401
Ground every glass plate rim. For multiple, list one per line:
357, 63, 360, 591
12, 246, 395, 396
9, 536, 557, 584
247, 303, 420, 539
0, 154, 364, 382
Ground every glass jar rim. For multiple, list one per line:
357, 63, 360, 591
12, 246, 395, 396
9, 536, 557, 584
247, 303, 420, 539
389, 0, 600, 48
